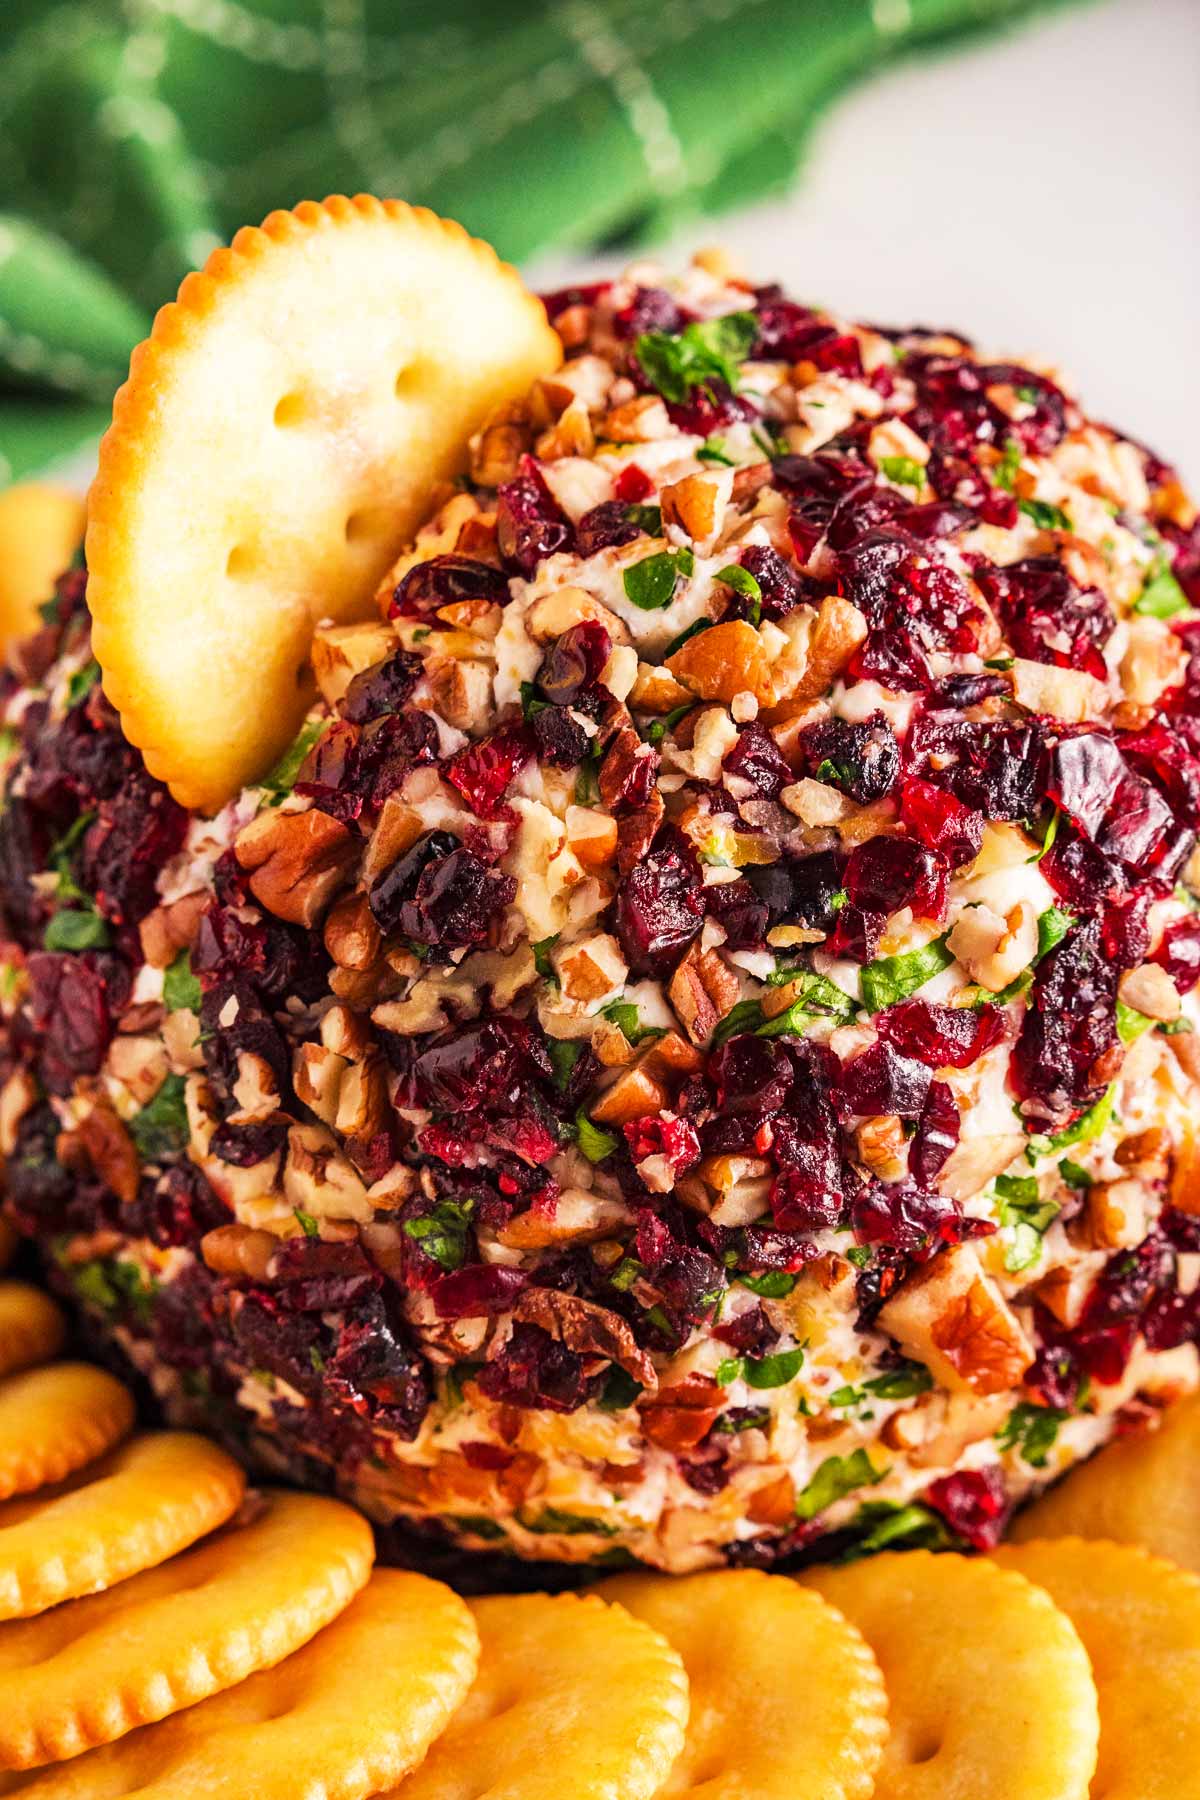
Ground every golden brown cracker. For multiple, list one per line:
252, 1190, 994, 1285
0, 1570, 478, 1799
0, 1365, 133, 1501
0, 1287, 65, 1382
389, 1589, 689, 1800
995, 1537, 1200, 1799
0, 486, 86, 649
86, 195, 561, 812
0, 1432, 244, 1620
0, 1489, 374, 1766
803, 1549, 1099, 1799
600, 1568, 885, 1799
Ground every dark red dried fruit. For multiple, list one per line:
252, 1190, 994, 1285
875, 998, 1005, 1068
850, 1182, 993, 1258
799, 714, 900, 805
390, 555, 508, 618
574, 502, 644, 558
844, 835, 948, 922
496, 462, 573, 577
476, 1321, 594, 1411
615, 826, 705, 976
976, 556, 1114, 682
838, 1040, 932, 1118
340, 651, 424, 723
723, 722, 792, 799
926, 1467, 1009, 1550
1154, 914, 1200, 993
1048, 733, 1172, 876
1012, 915, 1118, 1124
624, 1114, 701, 1175
446, 726, 534, 819
899, 775, 984, 869
906, 714, 1048, 822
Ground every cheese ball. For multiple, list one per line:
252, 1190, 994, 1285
3, 257, 1200, 1576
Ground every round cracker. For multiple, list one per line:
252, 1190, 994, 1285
1011, 1393, 1200, 1572
803, 1550, 1098, 1800
0, 1432, 245, 1621
0, 1286, 66, 1383
0, 1222, 17, 1272
0, 1365, 133, 1501
0, 1489, 375, 1767
387, 1590, 689, 1800
599, 1568, 885, 1799
86, 193, 561, 813
0, 1570, 478, 1800
0, 485, 86, 650
995, 1538, 1200, 1799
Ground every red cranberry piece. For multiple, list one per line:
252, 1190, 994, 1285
536, 621, 612, 706
1101, 888, 1153, 971
445, 726, 534, 819
393, 842, 515, 951
539, 280, 609, 320
876, 998, 1005, 1068
357, 709, 441, 809
838, 1041, 932, 1118
713, 1302, 779, 1357
431, 1263, 528, 1319
1012, 915, 1118, 1124
408, 1016, 546, 1113
476, 1321, 594, 1411
390, 554, 508, 619
723, 722, 792, 799
1048, 733, 1172, 875
851, 1182, 994, 1258
906, 714, 1048, 823
616, 285, 683, 338
926, 1467, 1010, 1550
340, 650, 424, 723
899, 775, 984, 869
825, 902, 885, 964
614, 463, 653, 503
799, 714, 899, 805
82, 768, 188, 926
532, 707, 589, 768
615, 825, 705, 976
624, 1114, 701, 1175
574, 501, 644, 558
294, 719, 363, 822
710, 1036, 794, 1117
977, 556, 1114, 682
496, 462, 574, 577
735, 545, 817, 622
844, 836, 948, 922
909, 1079, 961, 1184
704, 876, 770, 950
1154, 914, 1200, 992
27, 951, 121, 1095
746, 849, 846, 933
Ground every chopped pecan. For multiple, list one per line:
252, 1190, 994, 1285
427, 657, 493, 732
201, 1223, 278, 1280
745, 1473, 796, 1527
660, 471, 730, 550
641, 1374, 722, 1450
599, 726, 658, 812
616, 792, 665, 875
668, 941, 740, 1048
514, 1288, 657, 1389
879, 1245, 1033, 1397
0, 1068, 36, 1158
58, 1105, 139, 1205
362, 794, 424, 887
787, 595, 868, 705
234, 809, 357, 927
324, 890, 382, 972
668, 620, 773, 707
470, 400, 533, 486
138, 890, 209, 971
590, 1063, 668, 1126
310, 620, 397, 708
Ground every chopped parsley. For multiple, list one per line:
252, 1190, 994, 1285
662, 617, 712, 659
715, 564, 762, 603
878, 455, 925, 490
622, 546, 695, 611
43, 905, 110, 951
598, 1366, 643, 1411
993, 1171, 1060, 1273
697, 436, 737, 466
623, 502, 663, 535
997, 1400, 1065, 1468
128, 1073, 189, 1162
993, 438, 1022, 493
1026, 1084, 1117, 1161
574, 747, 602, 804
532, 934, 560, 982
716, 1345, 805, 1390
737, 1269, 797, 1299
163, 948, 202, 1013
66, 659, 102, 707
1134, 559, 1190, 619
841, 1500, 955, 1559
261, 717, 324, 798
1036, 904, 1074, 959
634, 313, 757, 405
402, 1196, 475, 1272
1116, 999, 1155, 1044
548, 1038, 583, 1092
1058, 1158, 1094, 1188
795, 1448, 885, 1521
600, 997, 664, 1045
645, 701, 695, 745
860, 934, 954, 1013
574, 1111, 618, 1164
293, 1207, 319, 1239
1018, 497, 1072, 532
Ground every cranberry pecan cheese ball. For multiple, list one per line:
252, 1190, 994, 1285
4, 256, 1200, 1576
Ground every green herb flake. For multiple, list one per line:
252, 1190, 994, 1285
993, 1171, 1061, 1273
43, 906, 110, 952
532, 934, 560, 982
1058, 1157, 1094, 1189
737, 1269, 796, 1299
846, 1245, 873, 1270
402, 1196, 475, 1272
662, 617, 712, 659
715, 564, 762, 602
598, 1366, 643, 1412
645, 700, 695, 746
623, 546, 696, 611
519, 1505, 619, 1539
520, 680, 548, 721
860, 934, 954, 1013
623, 503, 663, 535
634, 313, 757, 405
1134, 560, 1190, 620
1019, 497, 1072, 532
1116, 999, 1155, 1044
878, 455, 926, 489
840, 1500, 954, 1560
1036, 904, 1075, 960
997, 1400, 1065, 1468
163, 948, 202, 1014
574, 1111, 618, 1164
1027, 1084, 1118, 1162
548, 1038, 583, 1092
66, 660, 101, 708
696, 437, 737, 466
261, 718, 324, 798
716, 1345, 805, 1390
574, 749, 602, 805
865, 1361, 934, 1401
795, 1448, 886, 1521
129, 1073, 189, 1163
993, 439, 1022, 494
293, 1207, 319, 1239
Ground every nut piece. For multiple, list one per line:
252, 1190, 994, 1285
311, 621, 398, 707
59, 1105, 139, 1205
1118, 961, 1181, 1023
787, 596, 868, 704
660, 471, 731, 552
201, 1223, 278, 1280
879, 1244, 1034, 1397
528, 586, 631, 646
668, 620, 774, 707
235, 808, 357, 926
590, 1063, 668, 1126
324, 889, 382, 971
947, 899, 1038, 992
669, 941, 740, 1046
1011, 658, 1107, 722
138, 890, 209, 971
565, 805, 619, 870
514, 1288, 656, 1388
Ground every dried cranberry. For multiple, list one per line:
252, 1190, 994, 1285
616, 285, 682, 338
736, 545, 815, 621
431, 1264, 528, 1319
407, 1017, 550, 1114
851, 1183, 993, 1257
82, 769, 188, 926
745, 849, 845, 933
356, 709, 441, 808
799, 714, 899, 805
531, 707, 589, 768
926, 1467, 1009, 1550
977, 556, 1114, 682
723, 722, 791, 798
209, 1119, 287, 1166
875, 998, 1005, 1068
615, 825, 705, 976
496, 463, 573, 577
844, 836, 948, 922
293, 720, 362, 821
476, 1321, 594, 1411
624, 1114, 701, 1176
27, 951, 122, 1094
574, 502, 643, 558
325, 1292, 429, 1437
445, 726, 534, 819
906, 713, 1048, 822
339, 650, 423, 722
1154, 915, 1200, 992
899, 775, 984, 869
391, 555, 508, 618
1048, 733, 1172, 876
536, 622, 612, 709
614, 463, 653, 503
838, 1041, 932, 1118
704, 876, 769, 950
370, 833, 515, 950
1012, 915, 1118, 1124
909, 1080, 961, 1184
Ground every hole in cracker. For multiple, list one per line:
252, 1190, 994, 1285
344, 507, 391, 546
906, 1730, 943, 1765
273, 391, 309, 428
225, 544, 256, 579
394, 359, 430, 399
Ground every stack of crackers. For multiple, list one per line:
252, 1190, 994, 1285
2, 1217, 1199, 1796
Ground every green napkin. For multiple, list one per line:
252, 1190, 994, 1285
0, 0, 1079, 482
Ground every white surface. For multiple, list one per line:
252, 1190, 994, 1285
532, 0, 1200, 483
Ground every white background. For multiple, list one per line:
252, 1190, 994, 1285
533, 0, 1200, 484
